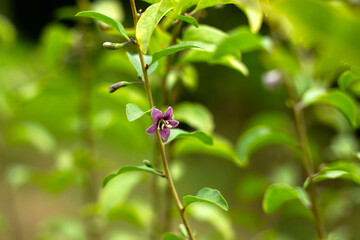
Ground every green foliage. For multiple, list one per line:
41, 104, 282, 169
183, 187, 229, 211
136, 0, 174, 53
173, 15, 199, 28
151, 42, 205, 64
126, 52, 158, 77
174, 102, 214, 133
102, 164, 163, 188
76, 11, 129, 40
236, 125, 295, 166
263, 184, 311, 214
162, 233, 185, 240
167, 129, 213, 145
302, 89, 357, 128
125, 103, 154, 122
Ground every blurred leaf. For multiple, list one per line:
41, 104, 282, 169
302, 89, 357, 128
183, 25, 226, 50
5, 164, 32, 188
338, 67, 360, 93
173, 135, 239, 164
162, 233, 185, 240
7, 122, 56, 154
107, 204, 143, 226
76, 11, 129, 40
38, 171, 77, 193
304, 162, 360, 188
136, 0, 174, 53
263, 184, 311, 214
0, 15, 16, 45
183, 187, 228, 211
213, 27, 262, 59
174, 102, 214, 133
167, 129, 213, 145
272, 0, 360, 65
92, 0, 125, 23
194, 0, 263, 33
99, 173, 141, 215
174, 15, 199, 28
236, 125, 295, 166
236, 173, 268, 202
181, 65, 198, 91
151, 42, 205, 64
126, 52, 158, 77
37, 218, 86, 240
125, 103, 154, 122
102, 164, 163, 188
189, 204, 234, 240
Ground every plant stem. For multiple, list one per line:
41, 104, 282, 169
284, 79, 326, 240
129, 1, 195, 239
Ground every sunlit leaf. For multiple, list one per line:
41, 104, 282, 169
102, 164, 163, 188
174, 102, 214, 133
167, 129, 213, 145
136, 0, 174, 53
263, 184, 311, 214
125, 103, 154, 122
213, 27, 263, 59
183, 25, 226, 50
5, 164, 32, 188
302, 90, 357, 128
107, 204, 143, 226
126, 52, 158, 78
151, 42, 205, 64
338, 67, 360, 93
236, 125, 295, 166
162, 233, 185, 240
183, 187, 228, 211
76, 11, 129, 40
304, 162, 360, 188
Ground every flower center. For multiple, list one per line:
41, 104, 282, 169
158, 119, 172, 130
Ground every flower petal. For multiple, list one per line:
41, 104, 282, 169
163, 107, 173, 120
146, 123, 158, 135
151, 108, 163, 123
159, 127, 171, 140
168, 120, 179, 128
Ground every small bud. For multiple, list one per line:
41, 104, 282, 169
108, 81, 128, 93
103, 42, 124, 50
143, 160, 153, 168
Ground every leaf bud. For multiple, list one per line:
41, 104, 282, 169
103, 42, 124, 50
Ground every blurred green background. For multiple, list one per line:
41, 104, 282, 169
1, 0, 360, 239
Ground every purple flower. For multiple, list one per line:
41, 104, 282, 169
146, 107, 179, 140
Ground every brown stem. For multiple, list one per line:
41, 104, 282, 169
284, 79, 326, 239
129, 0, 195, 239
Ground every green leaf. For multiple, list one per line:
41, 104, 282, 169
183, 25, 227, 50
173, 135, 239, 164
125, 103, 153, 122
102, 164, 163, 188
236, 125, 295, 166
338, 67, 360, 91
304, 162, 360, 188
76, 11, 129, 40
183, 187, 228, 211
174, 14, 199, 28
174, 102, 214, 133
151, 42, 205, 64
162, 233, 185, 240
263, 184, 311, 214
136, 0, 174, 53
302, 90, 357, 128
126, 53, 158, 77
213, 27, 262, 59
194, 0, 263, 33
167, 129, 213, 145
